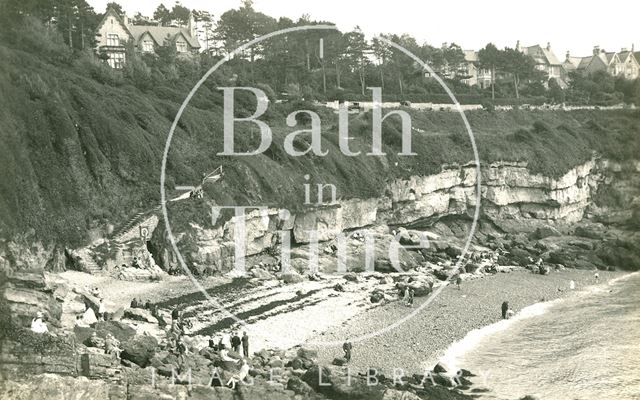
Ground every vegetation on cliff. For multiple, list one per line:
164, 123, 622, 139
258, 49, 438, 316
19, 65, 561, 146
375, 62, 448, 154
0, 21, 639, 247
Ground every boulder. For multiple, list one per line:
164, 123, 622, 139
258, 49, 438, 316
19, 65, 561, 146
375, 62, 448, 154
123, 308, 158, 324
251, 267, 273, 280
269, 357, 284, 368
433, 362, 448, 373
287, 376, 314, 396
121, 335, 158, 368
280, 271, 304, 284
296, 347, 318, 361
332, 357, 347, 366
370, 291, 384, 303
530, 226, 561, 240
94, 321, 136, 343
343, 272, 359, 282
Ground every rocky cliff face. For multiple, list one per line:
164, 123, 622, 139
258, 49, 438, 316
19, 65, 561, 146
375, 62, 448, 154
151, 158, 639, 274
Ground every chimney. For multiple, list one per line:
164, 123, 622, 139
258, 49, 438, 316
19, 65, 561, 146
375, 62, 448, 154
516, 40, 521, 51
593, 46, 600, 56
546, 42, 551, 51
188, 10, 196, 38
441, 42, 448, 49
123, 14, 129, 26
565, 51, 571, 61
632, 44, 635, 52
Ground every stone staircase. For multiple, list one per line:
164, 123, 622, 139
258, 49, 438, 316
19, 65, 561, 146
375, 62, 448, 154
112, 207, 160, 244
75, 248, 101, 274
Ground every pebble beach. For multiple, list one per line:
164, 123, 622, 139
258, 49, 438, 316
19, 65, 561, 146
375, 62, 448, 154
308, 268, 624, 375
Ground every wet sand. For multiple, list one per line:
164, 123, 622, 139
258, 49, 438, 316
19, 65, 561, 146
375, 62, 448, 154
306, 268, 623, 375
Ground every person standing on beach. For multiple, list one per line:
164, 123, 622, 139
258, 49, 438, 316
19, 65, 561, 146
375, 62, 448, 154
456, 275, 462, 290
343, 341, 353, 362
402, 287, 410, 306
502, 301, 509, 319
241, 331, 250, 357
408, 288, 415, 306
231, 332, 241, 353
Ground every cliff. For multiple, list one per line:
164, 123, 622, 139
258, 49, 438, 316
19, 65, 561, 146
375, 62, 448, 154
149, 157, 640, 276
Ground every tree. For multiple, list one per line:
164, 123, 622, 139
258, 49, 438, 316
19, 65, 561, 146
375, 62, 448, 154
343, 28, 370, 95
171, 2, 190, 25
501, 47, 537, 98
371, 37, 392, 89
478, 43, 502, 100
193, 10, 214, 53
153, 4, 171, 26
106, 2, 123, 16
443, 43, 465, 79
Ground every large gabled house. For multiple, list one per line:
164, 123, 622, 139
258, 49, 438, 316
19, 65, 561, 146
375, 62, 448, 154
517, 41, 565, 86
460, 50, 492, 88
563, 45, 638, 80
95, 7, 201, 69
617, 46, 639, 80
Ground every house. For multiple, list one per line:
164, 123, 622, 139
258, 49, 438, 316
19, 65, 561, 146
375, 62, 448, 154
517, 41, 565, 86
617, 46, 639, 80
460, 50, 492, 88
95, 7, 201, 69
564, 46, 638, 79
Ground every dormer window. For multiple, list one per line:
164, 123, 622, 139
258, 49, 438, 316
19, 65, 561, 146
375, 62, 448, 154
176, 40, 187, 53
107, 33, 119, 46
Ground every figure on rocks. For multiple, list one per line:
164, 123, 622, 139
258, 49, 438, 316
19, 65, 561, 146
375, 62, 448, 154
403, 287, 410, 306
342, 341, 353, 362
227, 358, 251, 389
408, 288, 415, 306
242, 331, 250, 357
130, 298, 139, 308
105, 333, 122, 358
456, 275, 462, 290
30, 311, 49, 334
502, 301, 509, 319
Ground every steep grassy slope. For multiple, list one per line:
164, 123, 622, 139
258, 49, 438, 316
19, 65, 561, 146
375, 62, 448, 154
0, 43, 638, 246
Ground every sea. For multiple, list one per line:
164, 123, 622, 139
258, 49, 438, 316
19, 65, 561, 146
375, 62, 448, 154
441, 272, 640, 400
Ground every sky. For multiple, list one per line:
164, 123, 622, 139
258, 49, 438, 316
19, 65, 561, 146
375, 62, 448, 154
87, 0, 639, 59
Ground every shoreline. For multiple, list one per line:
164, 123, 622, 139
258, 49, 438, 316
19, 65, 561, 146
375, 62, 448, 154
305, 268, 625, 374
52, 267, 628, 376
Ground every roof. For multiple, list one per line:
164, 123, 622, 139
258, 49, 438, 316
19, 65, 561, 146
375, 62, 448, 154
522, 45, 562, 66
577, 56, 593, 70
96, 8, 133, 41
127, 24, 200, 49
96, 6, 200, 50
563, 56, 583, 70
463, 50, 478, 62
603, 52, 618, 64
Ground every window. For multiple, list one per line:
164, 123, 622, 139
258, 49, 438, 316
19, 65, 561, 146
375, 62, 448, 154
107, 52, 125, 69
106, 33, 119, 46
142, 40, 154, 52
176, 40, 187, 53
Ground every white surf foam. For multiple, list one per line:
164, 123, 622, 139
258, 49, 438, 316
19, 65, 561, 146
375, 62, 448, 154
439, 299, 560, 372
